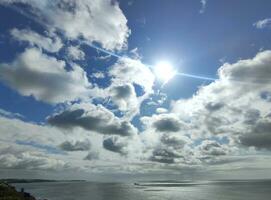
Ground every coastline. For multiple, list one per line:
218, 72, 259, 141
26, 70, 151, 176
0, 182, 37, 200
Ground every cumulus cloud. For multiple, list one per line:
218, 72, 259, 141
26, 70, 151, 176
103, 136, 128, 155
239, 119, 271, 149
0, 48, 91, 104
108, 57, 155, 118
109, 58, 154, 95
59, 139, 91, 151
198, 140, 228, 156
111, 84, 134, 100
109, 83, 138, 113
149, 132, 196, 165
153, 116, 182, 132
171, 50, 271, 149
2, 49, 271, 173
1, 0, 130, 50
219, 50, 271, 85
160, 133, 191, 149
48, 103, 137, 136
141, 113, 185, 133
10, 28, 63, 53
254, 18, 271, 29
150, 148, 177, 164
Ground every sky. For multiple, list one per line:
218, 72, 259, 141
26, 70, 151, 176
0, 0, 271, 181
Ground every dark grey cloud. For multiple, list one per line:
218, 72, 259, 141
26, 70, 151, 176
198, 140, 227, 156
260, 91, 271, 102
243, 109, 260, 125
148, 133, 192, 164
48, 109, 85, 128
150, 156, 174, 164
112, 84, 133, 99
59, 140, 91, 151
48, 107, 137, 136
109, 83, 139, 115
103, 136, 127, 154
150, 148, 181, 164
152, 117, 181, 132
84, 151, 99, 160
240, 120, 271, 149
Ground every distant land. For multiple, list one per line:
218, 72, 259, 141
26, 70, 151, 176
0, 178, 86, 184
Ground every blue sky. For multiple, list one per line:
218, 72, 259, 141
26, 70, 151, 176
1, 0, 271, 180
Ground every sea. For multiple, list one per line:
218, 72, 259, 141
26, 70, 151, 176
13, 180, 271, 200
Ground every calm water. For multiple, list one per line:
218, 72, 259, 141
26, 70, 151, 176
14, 180, 271, 200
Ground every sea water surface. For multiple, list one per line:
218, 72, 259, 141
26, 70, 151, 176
14, 180, 271, 200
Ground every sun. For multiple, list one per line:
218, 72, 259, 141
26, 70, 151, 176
154, 61, 176, 83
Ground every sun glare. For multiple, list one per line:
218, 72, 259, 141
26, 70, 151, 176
154, 61, 176, 83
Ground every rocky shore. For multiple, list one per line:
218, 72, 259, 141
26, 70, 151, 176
0, 182, 37, 200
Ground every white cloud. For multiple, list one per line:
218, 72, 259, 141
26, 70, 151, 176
0, 48, 91, 104
199, 0, 207, 14
254, 18, 271, 29
2, 0, 130, 50
0, 116, 66, 146
129, 47, 141, 59
171, 50, 271, 148
92, 72, 105, 79
156, 108, 168, 114
10, 28, 63, 53
108, 57, 155, 119
66, 45, 85, 60
0, 108, 24, 119
109, 58, 154, 94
